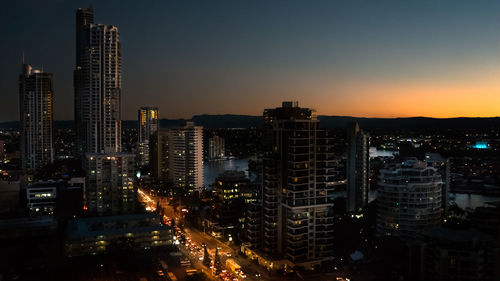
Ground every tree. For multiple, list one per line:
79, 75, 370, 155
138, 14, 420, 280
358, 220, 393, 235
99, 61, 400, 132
214, 247, 222, 274
203, 245, 211, 267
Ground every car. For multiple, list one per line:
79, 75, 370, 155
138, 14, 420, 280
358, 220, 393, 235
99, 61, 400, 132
186, 268, 198, 276
156, 270, 164, 276
180, 259, 191, 267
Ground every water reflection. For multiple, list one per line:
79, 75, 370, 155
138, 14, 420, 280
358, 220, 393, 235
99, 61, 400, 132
203, 158, 249, 187
369, 147, 397, 158
450, 193, 500, 210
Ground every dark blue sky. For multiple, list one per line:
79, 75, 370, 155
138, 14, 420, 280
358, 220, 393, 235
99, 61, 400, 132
2, 0, 500, 121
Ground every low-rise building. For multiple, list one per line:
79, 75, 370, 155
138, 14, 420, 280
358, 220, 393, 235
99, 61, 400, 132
26, 178, 84, 218
205, 170, 253, 240
415, 227, 498, 281
66, 213, 173, 257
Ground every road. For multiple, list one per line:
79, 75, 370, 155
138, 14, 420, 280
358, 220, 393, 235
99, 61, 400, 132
137, 189, 293, 281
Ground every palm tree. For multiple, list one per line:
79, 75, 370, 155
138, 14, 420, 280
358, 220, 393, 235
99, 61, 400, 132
203, 245, 211, 266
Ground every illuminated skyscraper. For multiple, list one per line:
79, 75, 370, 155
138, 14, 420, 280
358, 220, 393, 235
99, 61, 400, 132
346, 122, 370, 212
75, 6, 122, 155
19, 61, 54, 172
137, 107, 159, 167
170, 122, 204, 192
256, 101, 335, 268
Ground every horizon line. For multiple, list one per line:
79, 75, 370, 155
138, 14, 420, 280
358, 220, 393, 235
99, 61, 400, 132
1, 115, 500, 123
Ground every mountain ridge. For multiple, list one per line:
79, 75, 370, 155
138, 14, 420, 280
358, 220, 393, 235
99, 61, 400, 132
1, 115, 499, 130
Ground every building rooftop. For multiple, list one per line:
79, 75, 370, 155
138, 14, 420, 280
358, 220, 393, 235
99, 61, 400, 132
67, 213, 171, 240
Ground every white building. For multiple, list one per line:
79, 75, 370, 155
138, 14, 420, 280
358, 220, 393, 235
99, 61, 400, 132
169, 122, 203, 192
27, 182, 57, 215
19, 62, 54, 172
377, 158, 442, 239
208, 135, 225, 160
75, 6, 122, 155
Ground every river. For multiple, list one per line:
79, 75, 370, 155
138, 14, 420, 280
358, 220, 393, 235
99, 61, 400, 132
203, 158, 500, 209
203, 158, 250, 187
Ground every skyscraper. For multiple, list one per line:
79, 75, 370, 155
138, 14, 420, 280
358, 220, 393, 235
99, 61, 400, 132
75, 6, 122, 155
425, 152, 450, 212
150, 129, 170, 180
377, 159, 442, 239
138, 107, 159, 167
208, 135, 225, 160
170, 122, 203, 192
257, 101, 334, 268
346, 122, 370, 212
149, 122, 203, 192
84, 153, 136, 216
19, 61, 54, 172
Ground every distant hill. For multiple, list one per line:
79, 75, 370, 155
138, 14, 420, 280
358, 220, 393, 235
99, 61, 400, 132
317, 116, 500, 130
1, 115, 499, 130
192, 114, 262, 128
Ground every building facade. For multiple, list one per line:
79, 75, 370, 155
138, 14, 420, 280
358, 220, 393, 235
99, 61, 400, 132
26, 178, 84, 218
206, 170, 251, 240
84, 153, 136, 216
346, 122, 369, 212
377, 159, 442, 239
251, 101, 335, 268
150, 123, 203, 192
169, 122, 203, 192
415, 227, 498, 281
66, 213, 173, 257
75, 6, 122, 155
425, 152, 450, 212
150, 129, 170, 180
19, 62, 54, 172
26, 182, 57, 215
208, 135, 225, 160
138, 107, 159, 167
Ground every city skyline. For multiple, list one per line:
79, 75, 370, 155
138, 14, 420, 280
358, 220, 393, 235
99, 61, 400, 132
2, 0, 500, 122
1, 2, 499, 280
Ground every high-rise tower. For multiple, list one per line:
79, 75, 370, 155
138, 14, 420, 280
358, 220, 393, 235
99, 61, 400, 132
169, 122, 203, 192
377, 159, 442, 239
84, 153, 136, 216
19, 60, 54, 172
138, 107, 159, 167
258, 101, 335, 268
75, 6, 122, 155
346, 122, 370, 212
149, 122, 203, 192
208, 135, 225, 160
